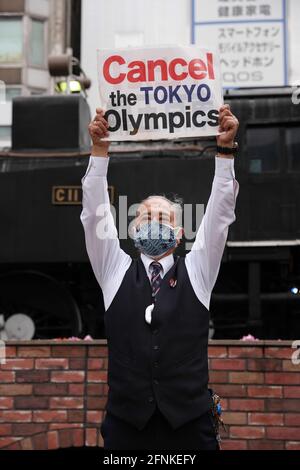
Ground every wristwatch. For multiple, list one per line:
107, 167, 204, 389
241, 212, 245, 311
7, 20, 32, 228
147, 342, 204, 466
216, 142, 239, 156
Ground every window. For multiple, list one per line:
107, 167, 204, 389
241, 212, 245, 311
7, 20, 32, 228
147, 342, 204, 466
286, 127, 300, 172
5, 87, 22, 102
0, 84, 22, 103
29, 19, 45, 67
0, 126, 11, 138
30, 89, 45, 96
247, 127, 280, 173
0, 126, 12, 148
0, 18, 23, 64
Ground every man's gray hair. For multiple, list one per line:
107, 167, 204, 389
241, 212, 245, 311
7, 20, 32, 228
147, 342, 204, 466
139, 194, 183, 227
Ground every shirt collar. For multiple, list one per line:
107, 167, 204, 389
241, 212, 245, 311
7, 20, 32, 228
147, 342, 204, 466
140, 252, 174, 277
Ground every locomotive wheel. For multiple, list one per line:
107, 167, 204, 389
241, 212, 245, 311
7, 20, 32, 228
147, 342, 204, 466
0, 271, 82, 340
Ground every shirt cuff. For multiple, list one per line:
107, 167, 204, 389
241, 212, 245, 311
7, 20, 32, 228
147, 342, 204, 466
84, 156, 110, 177
215, 156, 235, 179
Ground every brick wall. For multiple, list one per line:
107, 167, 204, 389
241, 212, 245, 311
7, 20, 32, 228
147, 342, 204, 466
0, 340, 299, 450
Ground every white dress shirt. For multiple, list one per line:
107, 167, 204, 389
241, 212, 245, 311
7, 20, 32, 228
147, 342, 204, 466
80, 155, 239, 321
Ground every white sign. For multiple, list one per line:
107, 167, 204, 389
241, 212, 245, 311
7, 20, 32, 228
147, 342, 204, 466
193, 0, 287, 88
194, 0, 284, 22
97, 46, 223, 141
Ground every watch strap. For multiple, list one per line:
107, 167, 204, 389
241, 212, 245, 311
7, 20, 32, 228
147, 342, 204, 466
216, 142, 238, 155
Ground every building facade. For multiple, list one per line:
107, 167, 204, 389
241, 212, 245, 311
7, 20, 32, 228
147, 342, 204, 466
0, 0, 74, 148
2, 0, 300, 148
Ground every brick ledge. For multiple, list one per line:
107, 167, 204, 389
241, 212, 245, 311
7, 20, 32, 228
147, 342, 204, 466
3, 339, 294, 347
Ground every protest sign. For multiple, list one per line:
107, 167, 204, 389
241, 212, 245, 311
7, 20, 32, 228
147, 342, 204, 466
97, 46, 223, 141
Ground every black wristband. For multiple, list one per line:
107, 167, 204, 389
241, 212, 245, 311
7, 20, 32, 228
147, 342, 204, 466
216, 142, 239, 155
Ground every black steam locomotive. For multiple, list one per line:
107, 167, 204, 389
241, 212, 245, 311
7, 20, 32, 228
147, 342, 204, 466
0, 87, 299, 340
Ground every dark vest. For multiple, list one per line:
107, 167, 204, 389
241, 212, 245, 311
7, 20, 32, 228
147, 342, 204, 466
104, 255, 211, 430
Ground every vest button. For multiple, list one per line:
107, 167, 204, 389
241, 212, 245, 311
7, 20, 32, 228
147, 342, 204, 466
148, 396, 154, 403
153, 345, 159, 350
152, 329, 159, 335
154, 361, 159, 368
153, 379, 159, 385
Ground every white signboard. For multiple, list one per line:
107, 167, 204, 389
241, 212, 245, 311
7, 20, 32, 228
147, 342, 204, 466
97, 46, 223, 141
192, 0, 287, 88
195, 0, 284, 22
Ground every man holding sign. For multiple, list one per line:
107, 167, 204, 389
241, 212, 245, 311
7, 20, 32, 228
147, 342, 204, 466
80, 46, 239, 450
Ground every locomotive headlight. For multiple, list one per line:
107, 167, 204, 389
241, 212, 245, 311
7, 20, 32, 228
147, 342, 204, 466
56, 80, 82, 94
290, 287, 299, 295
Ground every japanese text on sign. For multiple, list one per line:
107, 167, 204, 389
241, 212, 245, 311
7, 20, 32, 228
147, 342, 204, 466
192, 0, 287, 88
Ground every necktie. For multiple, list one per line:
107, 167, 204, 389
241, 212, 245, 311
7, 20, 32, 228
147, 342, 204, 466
150, 261, 163, 300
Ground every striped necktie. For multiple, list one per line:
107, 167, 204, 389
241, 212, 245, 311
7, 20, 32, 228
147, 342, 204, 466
150, 261, 163, 300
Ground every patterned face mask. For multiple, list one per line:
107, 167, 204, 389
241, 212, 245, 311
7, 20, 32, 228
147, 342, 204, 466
133, 220, 178, 258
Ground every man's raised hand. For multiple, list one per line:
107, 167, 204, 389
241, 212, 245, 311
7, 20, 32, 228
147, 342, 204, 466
88, 108, 110, 157
217, 104, 239, 150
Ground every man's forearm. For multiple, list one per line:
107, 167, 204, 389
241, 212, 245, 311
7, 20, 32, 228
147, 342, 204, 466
185, 156, 239, 301
80, 157, 116, 285
216, 139, 236, 159
80, 155, 131, 308
91, 144, 109, 157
